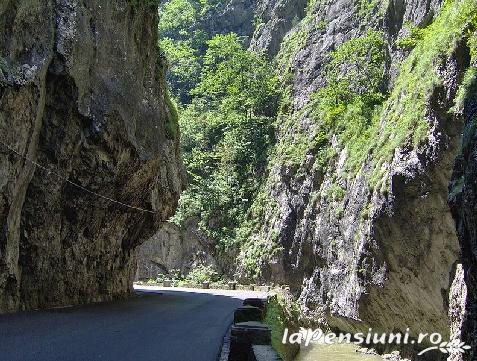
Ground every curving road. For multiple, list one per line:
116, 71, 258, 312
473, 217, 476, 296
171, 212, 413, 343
0, 286, 265, 361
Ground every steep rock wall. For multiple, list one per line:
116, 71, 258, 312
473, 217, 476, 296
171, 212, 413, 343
202, 0, 258, 44
0, 0, 184, 312
245, 0, 475, 357
449, 68, 477, 361
250, 0, 308, 57
136, 220, 215, 279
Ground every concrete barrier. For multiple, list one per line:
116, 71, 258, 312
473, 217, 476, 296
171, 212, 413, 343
234, 305, 263, 324
250, 345, 283, 361
229, 322, 272, 361
243, 298, 266, 310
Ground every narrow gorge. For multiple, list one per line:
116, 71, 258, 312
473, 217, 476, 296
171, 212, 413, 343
138, 0, 477, 359
0, 0, 476, 360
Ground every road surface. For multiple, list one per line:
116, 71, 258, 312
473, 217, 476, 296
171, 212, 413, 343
0, 286, 266, 361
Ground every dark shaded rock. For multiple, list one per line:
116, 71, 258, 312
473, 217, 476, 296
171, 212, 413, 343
0, 0, 184, 312
449, 67, 477, 361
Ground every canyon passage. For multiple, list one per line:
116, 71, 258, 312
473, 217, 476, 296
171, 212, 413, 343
1, 0, 477, 361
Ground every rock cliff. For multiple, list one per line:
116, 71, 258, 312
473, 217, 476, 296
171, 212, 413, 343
246, 0, 476, 356
449, 64, 477, 360
136, 220, 216, 280
0, 0, 184, 312
140, 0, 476, 357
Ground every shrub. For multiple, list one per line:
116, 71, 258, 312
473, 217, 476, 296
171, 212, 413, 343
265, 293, 301, 361
185, 265, 221, 284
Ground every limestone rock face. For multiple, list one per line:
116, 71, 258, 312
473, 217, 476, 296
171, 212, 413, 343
203, 0, 258, 44
136, 220, 215, 280
449, 74, 477, 361
447, 264, 467, 361
250, 0, 308, 57
245, 0, 474, 356
256, 40, 465, 343
0, 0, 184, 312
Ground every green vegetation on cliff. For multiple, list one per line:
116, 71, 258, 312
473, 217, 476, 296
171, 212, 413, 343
159, 0, 477, 280
159, 0, 227, 102
170, 34, 279, 251
265, 293, 301, 360
276, 30, 387, 172
368, 0, 477, 187
276, 0, 477, 189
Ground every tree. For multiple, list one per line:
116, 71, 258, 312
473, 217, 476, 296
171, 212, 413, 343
171, 33, 279, 249
192, 33, 279, 117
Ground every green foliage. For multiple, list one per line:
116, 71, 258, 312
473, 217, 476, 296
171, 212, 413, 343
193, 33, 279, 116
154, 44, 179, 140
360, 203, 371, 220
159, 0, 477, 284
160, 38, 200, 101
172, 105, 275, 248
168, 269, 183, 282
316, 29, 386, 110
155, 273, 167, 283
274, 0, 327, 74
327, 183, 346, 201
355, 0, 387, 22
276, 0, 477, 192
454, 67, 477, 111
184, 265, 221, 284
277, 30, 387, 173
274, 30, 387, 170
155, 45, 168, 82
396, 22, 429, 50
159, 0, 197, 37
454, 27, 477, 111
275, 25, 309, 73
469, 28, 477, 59
365, 0, 477, 187
239, 238, 283, 279
265, 293, 301, 361
171, 34, 278, 250
158, 0, 225, 102
154, 269, 184, 285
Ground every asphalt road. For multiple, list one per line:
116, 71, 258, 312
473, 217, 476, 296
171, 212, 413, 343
0, 286, 265, 361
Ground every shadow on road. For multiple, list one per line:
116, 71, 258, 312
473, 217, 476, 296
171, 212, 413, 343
0, 287, 265, 361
